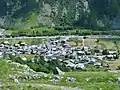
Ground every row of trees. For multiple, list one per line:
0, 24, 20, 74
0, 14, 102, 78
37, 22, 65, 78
9, 29, 120, 37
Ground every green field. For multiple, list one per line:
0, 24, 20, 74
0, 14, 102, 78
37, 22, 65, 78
4, 27, 120, 36
25, 71, 120, 90
4, 27, 58, 36
0, 38, 46, 45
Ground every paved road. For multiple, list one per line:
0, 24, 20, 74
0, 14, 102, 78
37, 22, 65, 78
4, 35, 120, 40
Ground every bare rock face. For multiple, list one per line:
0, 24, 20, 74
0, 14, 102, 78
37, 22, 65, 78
0, 0, 120, 29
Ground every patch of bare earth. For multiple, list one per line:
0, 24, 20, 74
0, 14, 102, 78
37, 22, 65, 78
106, 59, 120, 71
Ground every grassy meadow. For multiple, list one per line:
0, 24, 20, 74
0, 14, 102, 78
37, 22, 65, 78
0, 38, 46, 45
68, 38, 120, 51
25, 71, 120, 90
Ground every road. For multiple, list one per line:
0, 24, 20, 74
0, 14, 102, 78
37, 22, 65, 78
4, 35, 120, 40
4, 83, 82, 90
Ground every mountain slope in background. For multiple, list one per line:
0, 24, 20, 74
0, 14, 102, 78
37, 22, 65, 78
0, 0, 120, 29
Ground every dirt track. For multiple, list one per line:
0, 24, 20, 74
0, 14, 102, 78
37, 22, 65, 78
4, 83, 82, 90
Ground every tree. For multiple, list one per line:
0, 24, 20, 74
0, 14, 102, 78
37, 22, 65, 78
102, 49, 109, 55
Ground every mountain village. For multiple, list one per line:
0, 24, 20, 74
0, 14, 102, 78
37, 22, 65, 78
0, 36, 119, 71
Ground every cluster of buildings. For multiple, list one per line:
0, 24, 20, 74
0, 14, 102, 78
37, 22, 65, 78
0, 38, 119, 70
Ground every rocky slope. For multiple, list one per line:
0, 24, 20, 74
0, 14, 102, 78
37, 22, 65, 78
0, 0, 120, 29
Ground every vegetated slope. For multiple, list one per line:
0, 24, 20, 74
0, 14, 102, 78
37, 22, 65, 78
0, 58, 120, 90
0, 0, 120, 29
0, 58, 46, 83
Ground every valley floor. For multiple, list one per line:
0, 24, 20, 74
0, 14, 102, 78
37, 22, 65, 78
0, 36, 120, 90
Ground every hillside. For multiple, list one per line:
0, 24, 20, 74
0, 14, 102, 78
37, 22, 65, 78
0, 0, 120, 29
0, 58, 120, 90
